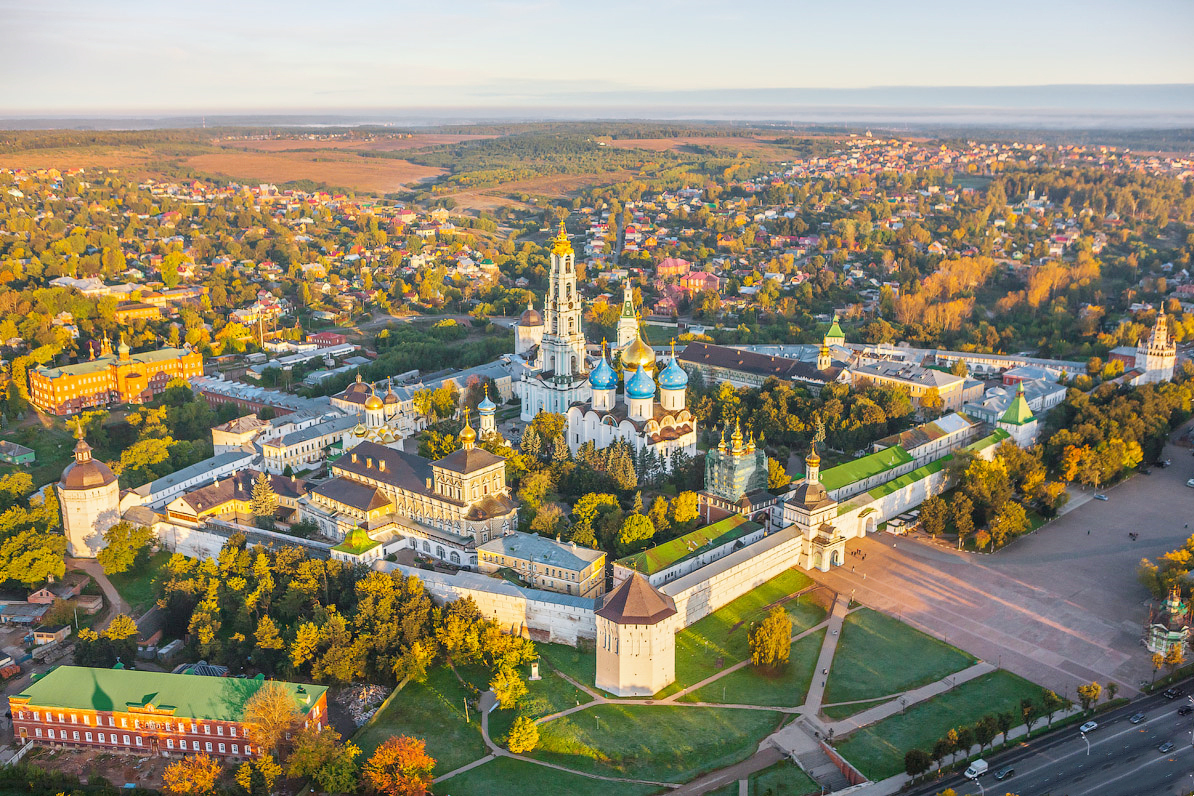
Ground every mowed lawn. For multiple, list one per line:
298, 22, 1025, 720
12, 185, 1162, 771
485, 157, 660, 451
680, 629, 825, 707
536, 642, 596, 690
748, 759, 820, 795
432, 756, 660, 796
660, 569, 826, 697
824, 608, 975, 704
834, 670, 1044, 781
355, 666, 488, 775
531, 703, 782, 783
488, 660, 593, 744
105, 550, 172, 614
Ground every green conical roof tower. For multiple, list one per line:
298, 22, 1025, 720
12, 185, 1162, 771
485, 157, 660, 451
999, 385, 1034, 426
825, 314, 845, 345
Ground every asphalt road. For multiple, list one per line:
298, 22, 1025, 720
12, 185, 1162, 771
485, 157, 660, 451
908, 684, 1194, 796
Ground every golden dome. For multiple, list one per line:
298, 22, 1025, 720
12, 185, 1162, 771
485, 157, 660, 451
806, 441, 821, 468
622, 335, 656, 372
364, 391, 384, 411
550, 222, 573, 257
459, 408, 477, 448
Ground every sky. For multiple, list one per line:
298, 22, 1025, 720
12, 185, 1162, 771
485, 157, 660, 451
3, 0, 1193, 114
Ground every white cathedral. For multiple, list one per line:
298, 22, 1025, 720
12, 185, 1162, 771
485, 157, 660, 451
517, 222, 697, 470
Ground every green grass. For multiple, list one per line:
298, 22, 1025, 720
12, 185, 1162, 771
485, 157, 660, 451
537, 642, 596, 690
105, 549, 171, 614
531, 703, 782, 783
834, 670, 1044, 781
0, 422, 75, 489
820, 697, 895, 720
679, 629, 824, 707
657, 569, 826, 697
747, 759, 820, 796
824, 608, 975, 704
432, 755, 661, 796
488, 661, 593, 744
355, 666, 488, 774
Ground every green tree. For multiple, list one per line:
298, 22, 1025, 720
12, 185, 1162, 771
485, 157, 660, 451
767, 457, 791, 491
251, 472, 277, 519
748, 606, 792, 669
920, 495, 947, 538
489, 666, 527, 709
616, 513, 656, 553
904, 748, 932, 777
951, 493, 974, 549
96, 522, 154, 575
287, 726, 361, 794
505, 714, 540, 753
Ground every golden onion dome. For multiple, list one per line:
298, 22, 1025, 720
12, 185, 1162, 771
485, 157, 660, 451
460, 423, 477, 445
622, 335, 656, 372
806, 441, 821, 468
364, 392, 384, 411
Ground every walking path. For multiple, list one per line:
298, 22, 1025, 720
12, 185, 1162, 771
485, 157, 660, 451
65, 557, 130, 632
801, 593, 849, 714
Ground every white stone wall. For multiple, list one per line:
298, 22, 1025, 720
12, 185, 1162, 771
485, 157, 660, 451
59, 481, 120, 558
595, 614, 678, 697
612, 525, 767, 590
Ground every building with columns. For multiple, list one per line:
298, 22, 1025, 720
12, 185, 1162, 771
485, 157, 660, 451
519, 224, 591, 419
58, 421, 120, 558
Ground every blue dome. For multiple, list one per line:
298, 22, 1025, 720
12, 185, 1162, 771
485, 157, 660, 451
478, 395, 496, 413
658, 356, 688, 390
626, 364, 656, 400
589, 356, 617, 391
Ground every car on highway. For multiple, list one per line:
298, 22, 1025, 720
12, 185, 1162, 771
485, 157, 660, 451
1158, 741, 1175, 753
1178, 705, 1193, 716
1094, 494, 1109, 501
1163, 687, 1185, 699
1080, 720, 1098, 733
1129, 712, 1146, 724
1186, 478, 1194, 488
993, 766, 1014, 781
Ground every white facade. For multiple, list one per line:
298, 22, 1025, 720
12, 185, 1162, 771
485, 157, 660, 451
1133, 310, 1177, 384
60, 479, 120, 558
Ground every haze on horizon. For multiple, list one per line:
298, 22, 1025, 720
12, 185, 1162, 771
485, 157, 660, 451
3, 0, 1193, 116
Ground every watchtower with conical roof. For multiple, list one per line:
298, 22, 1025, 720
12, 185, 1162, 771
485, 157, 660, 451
595, 572, 679, 696
58, 419, 121, 558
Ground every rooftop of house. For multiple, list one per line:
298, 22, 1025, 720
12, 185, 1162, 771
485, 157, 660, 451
478, 531, 604, 572
614, 514, 761, 576
596, 573, 677, 626
12, 666, 326, 722
815, 445, 914, 493
35, 347, 198, 379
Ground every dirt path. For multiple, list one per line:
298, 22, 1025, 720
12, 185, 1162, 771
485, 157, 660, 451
65, 557, 131, 632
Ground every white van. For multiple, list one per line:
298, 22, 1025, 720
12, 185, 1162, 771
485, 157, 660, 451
964, 760, 988, 779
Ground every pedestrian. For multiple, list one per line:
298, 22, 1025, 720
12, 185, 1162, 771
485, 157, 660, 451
851, 566, 854, 572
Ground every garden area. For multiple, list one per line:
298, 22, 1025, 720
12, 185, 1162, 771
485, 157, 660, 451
486, 657, 593, 743
832, 670, 1044, 780
530, 703, 783, 784
822, 608, 975, 710
657, 568, 828, 698
679, 629, 824, 707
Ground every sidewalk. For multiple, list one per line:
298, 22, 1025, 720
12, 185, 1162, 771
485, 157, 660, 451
802, 593, 849, 714
823, 661, 995, 736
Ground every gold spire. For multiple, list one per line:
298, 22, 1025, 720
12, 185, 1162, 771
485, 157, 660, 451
550, 221, 573, 256
746, 427, 755, 453
731, 418, 744, 454
806, 439, 821, 469
460, 407, 477, 449
718, 425, 727, 452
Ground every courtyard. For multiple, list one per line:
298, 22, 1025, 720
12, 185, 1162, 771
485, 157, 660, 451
806, 433, 1194, 698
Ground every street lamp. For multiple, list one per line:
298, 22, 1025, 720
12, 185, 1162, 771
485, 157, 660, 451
1080, 730, 1090, 756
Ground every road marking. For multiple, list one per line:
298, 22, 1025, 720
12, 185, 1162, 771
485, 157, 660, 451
1084, 744, 1193, 795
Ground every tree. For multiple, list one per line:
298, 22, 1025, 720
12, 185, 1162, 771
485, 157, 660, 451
1104, 681, 1119, 703
973, 714, 998, 752
96, 522, 154, 575
989, 501, 1029, 548
243, 681, 300, 756
235, 754, 281, 796
616, 513, 656, 553
1151, 651, 1164, 684
163, 753, 221, 795
287, 726, 361, 794
767, 457, 791, 491
490, 666, 527, 709
1041, 689, 1063, 726
647, 496, 670, 537
954, 726, 975, 760
996, 711, 1013, 744
671, 490, 699, 526
920, 387, 944, 416
746, 608, 792, 672
1163, 644, 1184, 677
1020, 698, 1040, 735
1076, 682, 1101, 713
951, 493, 974, 549
362, 735, 436, 796
530, 503, 564, 535
920, 495, 947, 538
104, 613, 139, 640
251, 471, 277, 519
506, 714, 540, 753
904, 748, 932, 778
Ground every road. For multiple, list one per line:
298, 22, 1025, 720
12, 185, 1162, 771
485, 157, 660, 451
905, 685, 1194, 796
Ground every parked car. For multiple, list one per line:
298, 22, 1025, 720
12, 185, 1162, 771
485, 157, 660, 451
1158, 741, 1175, 753
1094, 494, 1109, 501
993, 766, 1015, 781
1185, 478, 1194, 488
1158, 459, 1172, 468
1130, 712, 1146, 724
1163, 687, 1185, 699
1080, 720, 1098, 733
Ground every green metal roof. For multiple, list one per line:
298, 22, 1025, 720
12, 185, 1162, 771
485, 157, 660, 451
999, 389, 1035, 426
333, 528, 381, 555
817, 446, 914, 493
866, 458, 949, 500
615, 514, 760, 576
14, 666, 326, 722
825, 317, 845, 340
965, 428, 1010, 453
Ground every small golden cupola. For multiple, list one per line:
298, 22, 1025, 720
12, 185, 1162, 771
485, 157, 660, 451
459, 408, 477, 450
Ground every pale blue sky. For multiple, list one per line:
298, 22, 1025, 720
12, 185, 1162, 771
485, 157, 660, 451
3, 0, 1192, 113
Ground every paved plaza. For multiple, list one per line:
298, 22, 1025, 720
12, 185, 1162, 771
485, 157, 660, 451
807, 434, 1194, 698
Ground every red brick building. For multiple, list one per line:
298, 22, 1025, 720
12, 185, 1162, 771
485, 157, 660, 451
10, 666, 328, 760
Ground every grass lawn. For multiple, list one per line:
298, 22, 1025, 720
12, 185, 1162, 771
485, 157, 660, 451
820, 697, 894, 720
679, 629, 824, 707
354, 666, 488, 774
488, 661, 594, 744
432, 756, 660, 796
748, 759, 820, 795
0, 421, 75, 489
657, 569, 826, 698
105, 550, 172, 615
537, 642, 596, 690
531, 703, 782, 783
834, 670, 1044, 781
824, 608, 975, 704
